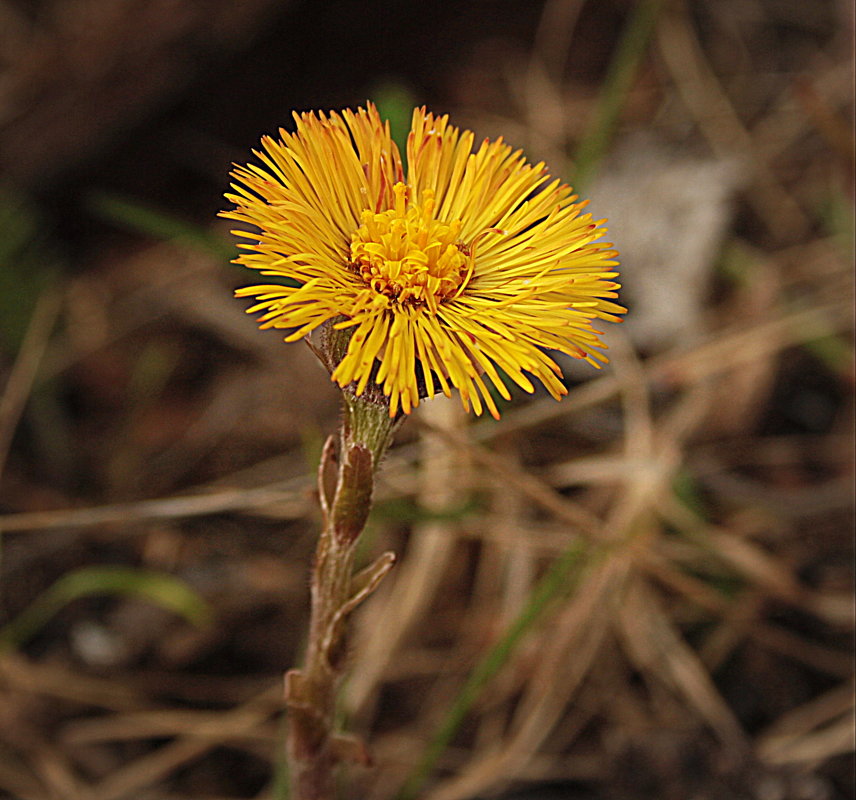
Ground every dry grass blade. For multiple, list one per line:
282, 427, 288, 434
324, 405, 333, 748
422, 556, 623, 800
88, 738, 227, 800
659, 497, 855, 628
0, 759, 46, 800
0, 479, 312, 533
488, 443, 535, 625
62, 706, 278, 745
0, 707, 88, 800
752, 61, 854, 164
416, 347, 718, 798
24, 740, 86, 800
85, 685, 282, 800
758, 683, 856, 766
618, 579, 747, 747
749, 625, 854, 679
416, 416, 603, 538
762, 711, 856, 767
641, 551, 854, 678
656, 0, 809, 238
478, 298, 851, 443
0, 651, 144, 711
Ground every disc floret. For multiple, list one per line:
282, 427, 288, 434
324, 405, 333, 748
349, 183, 471, 313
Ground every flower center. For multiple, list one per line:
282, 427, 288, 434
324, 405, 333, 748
349, 182, 471, 311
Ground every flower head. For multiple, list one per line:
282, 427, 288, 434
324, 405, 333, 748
223, 104, 624, 418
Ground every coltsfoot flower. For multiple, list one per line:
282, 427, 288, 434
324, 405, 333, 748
223, 104, 624, 418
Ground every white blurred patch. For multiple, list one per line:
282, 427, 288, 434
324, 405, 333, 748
70, 620, 130, 668
586, 135, 744, 351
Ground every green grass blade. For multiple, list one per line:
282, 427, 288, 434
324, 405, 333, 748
87, 192, 235, 261
373, 81, 417, 154
0, 565, 212, 650
269, 711, 291, 800
572, 0, 665, 191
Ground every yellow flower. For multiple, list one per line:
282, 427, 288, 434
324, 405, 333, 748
223, 104, 624, 418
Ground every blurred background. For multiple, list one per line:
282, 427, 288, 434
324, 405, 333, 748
0, 0, 853, 798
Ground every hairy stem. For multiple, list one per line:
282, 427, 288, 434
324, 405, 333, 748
285, 393, 401, 799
